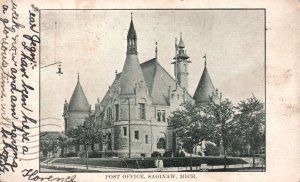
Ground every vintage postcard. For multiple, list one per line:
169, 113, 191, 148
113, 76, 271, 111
0, 0, 299, 182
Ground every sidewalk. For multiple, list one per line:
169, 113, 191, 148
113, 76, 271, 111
41, 161, 256, 172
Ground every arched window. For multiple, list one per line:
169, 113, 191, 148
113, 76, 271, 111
157, 133, 166, 149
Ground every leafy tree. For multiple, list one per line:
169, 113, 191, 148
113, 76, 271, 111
82, 117, 98, 151
40, 140, 50, 157
66, 118, 102, 156
204, 98, 235, 157
169, 102, 215, 154
57, 135, 68, 157
67, 126, 84, 153
235, 95, 265, 166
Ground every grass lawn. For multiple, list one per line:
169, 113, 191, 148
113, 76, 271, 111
53, 156, 248, 169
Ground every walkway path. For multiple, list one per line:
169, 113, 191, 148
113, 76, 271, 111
41, 161, 256, 172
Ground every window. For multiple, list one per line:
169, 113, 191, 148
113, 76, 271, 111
145, 135, 149, 144
134, 131, 139, 140
184, 64, 187, 72
157, 110, 166, 122
161, 110, 166, 122
138, 103, 145, 120
107, 107, 112, 122
157, 137, 166, 149
157, 110, 161, 121
123, 127, 127, 136
115, 104, 119, 121
157, 133, 166, 149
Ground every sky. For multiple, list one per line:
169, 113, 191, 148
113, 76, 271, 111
40, 10, 265, 132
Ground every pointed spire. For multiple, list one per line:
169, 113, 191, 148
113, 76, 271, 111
193, 65, 216, 104
173, 33, 189, 60
178, 32, 185, 48
120, 14, 146, 95
127, 13, 137, 55
69, 74, 90, 111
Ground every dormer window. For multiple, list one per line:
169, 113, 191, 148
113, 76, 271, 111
157, 110, 166, 122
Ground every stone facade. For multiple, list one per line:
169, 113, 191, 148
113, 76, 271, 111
63, 15, 219, 158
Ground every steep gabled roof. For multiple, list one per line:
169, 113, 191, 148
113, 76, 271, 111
149, 60, 193, 105
68, 78, 90, 111
100, 74, 121, 106
100, 58, 194, 106
193, 66, 216, 103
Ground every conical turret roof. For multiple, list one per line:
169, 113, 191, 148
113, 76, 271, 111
68, 75, 90, 111
193, 66, 216, 103
119, 55, 145, 95
119, 16, 146, 95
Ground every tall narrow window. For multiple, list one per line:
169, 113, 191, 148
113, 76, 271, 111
134, 131, 139, 140
115, 104, 119, 121
162, 110, 166, 122
123, 127, 127, 136
138, 103, 146, 120
145, 135, 149, 144
157, 110, 161, 122
107, 107, 112, 122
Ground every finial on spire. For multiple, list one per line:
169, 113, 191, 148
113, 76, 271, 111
203, 53, 207, 67
77, 72, 79, 81
127, 12, 137, 55
155, 42, 158, 59
178, 32, 185, 48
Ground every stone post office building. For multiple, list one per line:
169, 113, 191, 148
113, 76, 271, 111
63, 15, 219, 158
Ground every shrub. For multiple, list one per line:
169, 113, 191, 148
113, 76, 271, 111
88, 151, 102, 158
162, 150, 185, 157
64, 151, 77, 157
163, 151, 173, 157
151, 151, 161, 157
205, 144, 220, 156
79, 151, 87, 158
106, 151, 117, 157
